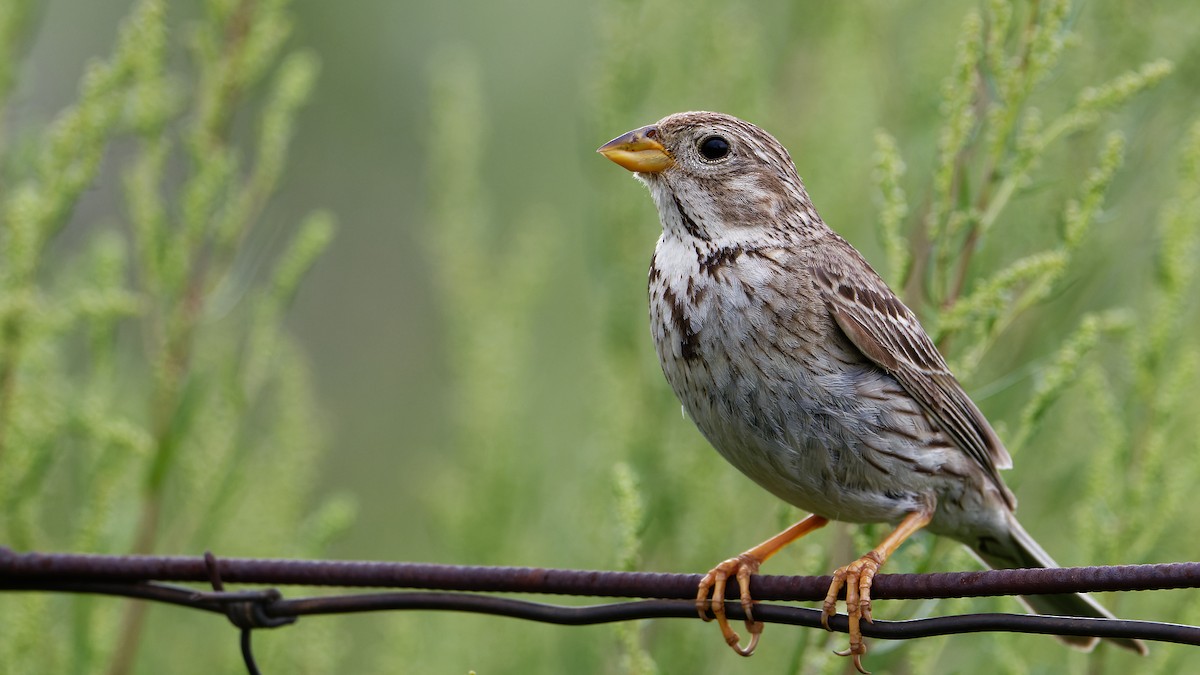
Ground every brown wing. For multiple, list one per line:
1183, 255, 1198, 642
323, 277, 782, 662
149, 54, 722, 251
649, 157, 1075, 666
811, 252, 1014, 507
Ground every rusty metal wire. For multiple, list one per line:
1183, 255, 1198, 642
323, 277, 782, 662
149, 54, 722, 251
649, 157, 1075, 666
2, 547, 1200, 671
4, 547, 1198, 599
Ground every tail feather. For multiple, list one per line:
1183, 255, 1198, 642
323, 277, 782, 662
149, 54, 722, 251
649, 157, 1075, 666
970, 513, 1148, 655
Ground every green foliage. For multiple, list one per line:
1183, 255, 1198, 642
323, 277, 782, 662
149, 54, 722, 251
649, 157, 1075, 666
0, 0, 348, 672
872, 130, 910, 288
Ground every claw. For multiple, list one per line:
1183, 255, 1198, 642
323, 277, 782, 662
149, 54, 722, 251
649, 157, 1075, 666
693, 514, 831, 657
823, 552, 882, 672
724, 620, 762, 656
696, 553, 763, 656
833, 645, 871, 675
822, 510, 932, 672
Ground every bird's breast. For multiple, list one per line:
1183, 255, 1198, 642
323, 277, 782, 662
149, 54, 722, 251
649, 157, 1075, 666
647, 235, 832, 440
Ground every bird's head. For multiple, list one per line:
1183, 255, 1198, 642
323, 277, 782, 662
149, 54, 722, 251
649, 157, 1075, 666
598, 111, 817, 243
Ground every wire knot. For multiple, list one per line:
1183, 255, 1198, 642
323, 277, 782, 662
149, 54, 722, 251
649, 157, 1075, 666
222, 587, 296, 630
202, 550, 296, 629
201, 551, 296, 674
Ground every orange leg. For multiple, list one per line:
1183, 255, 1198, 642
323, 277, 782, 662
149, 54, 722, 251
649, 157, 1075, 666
697, 514, 829, 656
821, 509, 934, 674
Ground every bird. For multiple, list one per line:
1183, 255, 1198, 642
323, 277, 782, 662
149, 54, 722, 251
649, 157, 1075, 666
596, 111, 1146, 672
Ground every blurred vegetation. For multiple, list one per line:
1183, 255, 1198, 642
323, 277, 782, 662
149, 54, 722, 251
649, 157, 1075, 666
3, 0, 1199, 673
0, 0, 352, 673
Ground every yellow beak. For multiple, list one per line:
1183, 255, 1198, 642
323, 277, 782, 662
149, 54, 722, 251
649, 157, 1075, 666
597, 125, 674, 173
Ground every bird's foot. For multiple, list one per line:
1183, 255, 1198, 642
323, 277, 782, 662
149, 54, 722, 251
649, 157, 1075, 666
696, 553, 763, 656
821, 551, 884, 675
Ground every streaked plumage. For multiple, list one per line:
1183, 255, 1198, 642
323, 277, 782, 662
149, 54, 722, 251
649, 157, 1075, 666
598, 111, 1145, 668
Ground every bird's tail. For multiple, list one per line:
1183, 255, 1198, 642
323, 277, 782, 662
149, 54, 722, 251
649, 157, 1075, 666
970, 512, 1147, 655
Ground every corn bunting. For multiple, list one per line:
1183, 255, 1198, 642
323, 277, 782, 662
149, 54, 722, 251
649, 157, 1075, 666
598, 111, 1146, 671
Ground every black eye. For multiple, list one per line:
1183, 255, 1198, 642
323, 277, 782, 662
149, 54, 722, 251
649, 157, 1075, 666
698, 135, 730, 160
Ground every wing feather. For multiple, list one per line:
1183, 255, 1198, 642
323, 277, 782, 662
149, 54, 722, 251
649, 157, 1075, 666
812, 252, 1014, 507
